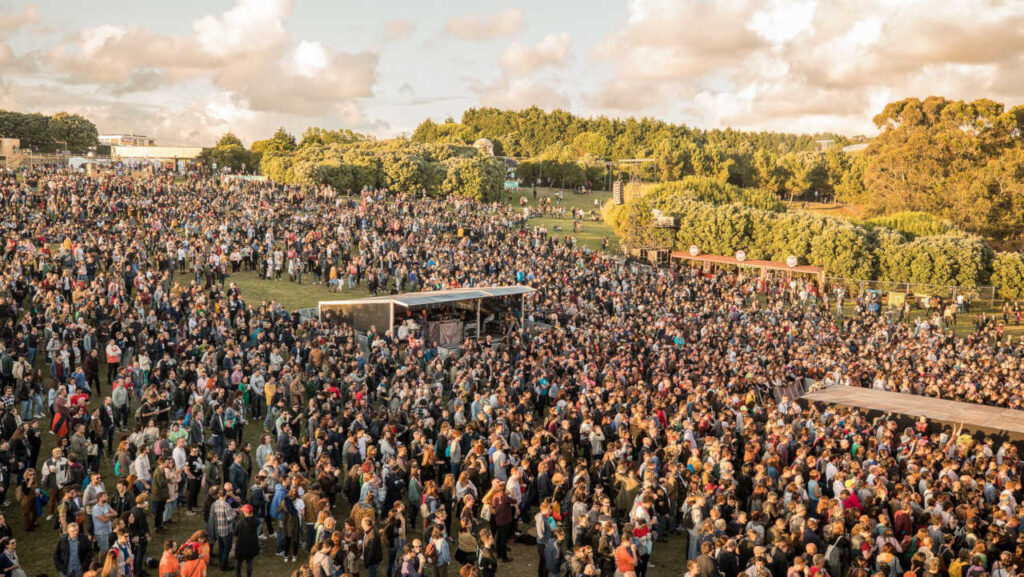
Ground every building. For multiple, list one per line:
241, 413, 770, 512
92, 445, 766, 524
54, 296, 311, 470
111, 145, 203, 161
813, 139, 836, 152
99, 133, 156, 147
0, 138, 20, 156
111, 145, 204, 172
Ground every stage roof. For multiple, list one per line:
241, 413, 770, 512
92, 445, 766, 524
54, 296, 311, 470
802, 386, 1024, 438
319, 286, 535, 309
671, 251, 825, 280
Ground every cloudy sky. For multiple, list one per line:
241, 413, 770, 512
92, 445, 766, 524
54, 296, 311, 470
1, 0, 1022, 145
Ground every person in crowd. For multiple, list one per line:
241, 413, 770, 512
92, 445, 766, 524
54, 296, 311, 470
233, 504, 260, 577
53, 523, 93, 577
158, 540, 180, 577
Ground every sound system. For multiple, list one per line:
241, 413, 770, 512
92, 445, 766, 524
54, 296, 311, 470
612, 180, 624, 205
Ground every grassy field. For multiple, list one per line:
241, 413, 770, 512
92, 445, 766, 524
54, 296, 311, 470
229, 270, 369, 311
786, 200, 870, 220
502, 187, 620, 252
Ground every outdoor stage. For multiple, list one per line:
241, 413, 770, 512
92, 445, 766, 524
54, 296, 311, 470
802, 386, 1024, 439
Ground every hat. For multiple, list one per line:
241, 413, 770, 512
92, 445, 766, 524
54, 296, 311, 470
241, 504, 253, 515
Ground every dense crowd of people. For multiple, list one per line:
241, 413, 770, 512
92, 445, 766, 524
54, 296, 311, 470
0, 165, 1020, 577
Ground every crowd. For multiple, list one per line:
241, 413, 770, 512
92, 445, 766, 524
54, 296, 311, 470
0, 166, 1019, 577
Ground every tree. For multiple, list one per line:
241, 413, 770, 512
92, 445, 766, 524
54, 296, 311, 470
993, 253, 1024, 300
411, 119, 439, 143
267, 127, 297, 153
441, 156, 503, 201
300, 127, 368, 147
0, 111, 52, 151
47, 112, 98, 153
864, 96, 1023, 236
202, 132, 252, 172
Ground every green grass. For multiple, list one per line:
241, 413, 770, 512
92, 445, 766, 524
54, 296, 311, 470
835, 302, 1024, 338
786, 201, 870, 220
501, 187, 620, 252
228, 270, 369, 311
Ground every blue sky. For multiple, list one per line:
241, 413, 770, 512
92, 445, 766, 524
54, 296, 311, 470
1, 0, 1022, 145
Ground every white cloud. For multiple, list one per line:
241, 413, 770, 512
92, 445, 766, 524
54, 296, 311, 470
192, 0, 291, 57
499, 33, 571, 77
80, 25, 127, 58
384, 19, 414, 42
293, 41, 329, 77
479, 78, 569, 110
748, 0, 818, 46
0, 4, 38, 32
592, 0, 1024, 133
0, 4, 40, 72
446, 8, 523, 41
43, 0, 378, 122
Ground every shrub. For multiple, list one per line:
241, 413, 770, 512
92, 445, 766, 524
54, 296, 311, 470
863, 211, 952, 238
993, 252, 1024, 300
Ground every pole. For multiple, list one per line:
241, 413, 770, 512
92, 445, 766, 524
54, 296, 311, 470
520, 293, 526, 336
476, 298, 481, 340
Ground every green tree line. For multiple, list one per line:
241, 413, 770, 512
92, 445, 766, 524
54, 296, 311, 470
204, 127, 505, 202
0, 110, 98, 153
409, 98, 1024, 240
608, 185, 1013, 293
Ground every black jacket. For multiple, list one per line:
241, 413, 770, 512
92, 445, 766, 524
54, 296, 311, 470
718, 549, 740, 577
53, 534, 94, 575
363, 529, 384, 567
234, 515, 261, 560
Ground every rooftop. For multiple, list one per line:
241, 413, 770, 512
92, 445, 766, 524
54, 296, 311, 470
319, 285, 535, 308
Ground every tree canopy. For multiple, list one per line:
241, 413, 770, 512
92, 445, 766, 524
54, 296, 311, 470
0, 109, 98, 153
200, 132, 253, 172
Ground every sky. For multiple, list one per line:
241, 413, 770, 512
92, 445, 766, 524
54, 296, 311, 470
1, 0, 1022, 146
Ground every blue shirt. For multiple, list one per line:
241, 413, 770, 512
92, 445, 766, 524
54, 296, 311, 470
67, 538, 81, 574
93, 502, 113, 535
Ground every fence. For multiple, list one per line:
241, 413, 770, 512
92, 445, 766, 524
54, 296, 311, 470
772, 378, 813, 403
826, 277, 1002, 311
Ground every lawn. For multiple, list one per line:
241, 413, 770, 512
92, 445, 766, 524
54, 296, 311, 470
501, 187, 620, 253
228, 270, 369, 311
786, 200, 870, 220
834, 302, 1024, 338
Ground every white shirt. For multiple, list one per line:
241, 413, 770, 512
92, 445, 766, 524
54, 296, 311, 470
172, 446, 187, 471
133, 454, 152, 482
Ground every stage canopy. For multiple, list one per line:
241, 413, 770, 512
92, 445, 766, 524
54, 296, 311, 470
318, 286, 536, 340
802, 386, 1024, 439
671, 251, 825, 285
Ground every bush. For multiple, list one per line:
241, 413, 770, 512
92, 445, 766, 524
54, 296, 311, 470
441, 156, 504, 202
616, 189, 996, 285
993, 252, 1024, 300
876, 232, 993, 287
639, 177, 786, 212
258, 139, 495, 198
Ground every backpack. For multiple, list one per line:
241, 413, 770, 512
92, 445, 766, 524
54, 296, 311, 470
680, 503, 696, 530
424, 542, 438, 565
